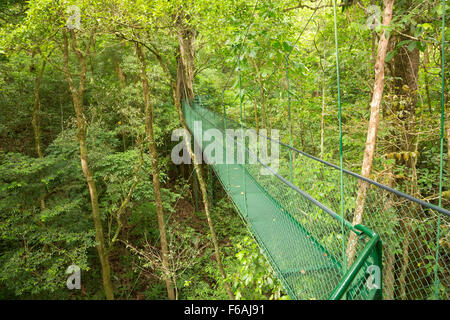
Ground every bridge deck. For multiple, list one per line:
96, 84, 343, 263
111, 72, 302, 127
214, 163, 342, 299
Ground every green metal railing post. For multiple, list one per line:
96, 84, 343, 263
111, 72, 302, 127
332, 0, 347, 273
434, 0, 446, 300
238, 58, 249, 217
285, 56, 294, 183
222, 90, 230, 189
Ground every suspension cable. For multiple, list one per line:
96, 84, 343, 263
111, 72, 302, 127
222, 0, 260, 92
434, 0, 446, 300
265, 0, 323, 84
332, 0, 346, 272
285, 56, 294, 182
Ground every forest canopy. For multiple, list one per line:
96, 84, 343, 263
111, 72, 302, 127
0, 0, 448, 300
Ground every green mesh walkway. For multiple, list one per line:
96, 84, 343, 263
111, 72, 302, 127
183, 100, 383, 300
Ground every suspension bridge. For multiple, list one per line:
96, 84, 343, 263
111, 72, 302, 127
183, 99, 449, 300
181, 0, 448, 300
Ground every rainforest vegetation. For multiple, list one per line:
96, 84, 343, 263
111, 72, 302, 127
0, 0, 448, 300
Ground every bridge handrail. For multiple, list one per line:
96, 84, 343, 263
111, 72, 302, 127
329, 224, 382, 300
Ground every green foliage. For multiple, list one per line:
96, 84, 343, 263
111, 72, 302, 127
0, 0, 448, 300
0, 149, 96, 297
231, 236, 288, 300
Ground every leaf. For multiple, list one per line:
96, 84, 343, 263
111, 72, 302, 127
396, 40, 411, 48
417, 41, 426, 52
386, 49, 397, 62
407, 41, 417, 52
421, 23, 433, 31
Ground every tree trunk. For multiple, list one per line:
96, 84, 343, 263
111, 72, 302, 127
174, 31, 234, 297
135, 43, 175, 300
260, 83, 268, 130
382, 164, 396, 299
253, 96, 259, 134
31, 59, 46, 159
346, 0, 394, 264
447, 115, 450, 175
383, 0, 421, 298
251, 61, 268, 131
31, 57, 47, 212
384, 243, 396, 299
422, 46, 433, 114
142, 22, 234, 299
62, 31, 114, 300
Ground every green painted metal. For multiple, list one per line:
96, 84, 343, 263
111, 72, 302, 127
238, 59, 249, 217
329, 225, 382, 300
188, 95, 450, 299
332, 0, 347, 272
184, 100, 382, 300
285, 56, 294, 183
434, 0, 446, 299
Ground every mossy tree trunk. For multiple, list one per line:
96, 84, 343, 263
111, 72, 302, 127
62, 30, 114, 300
135, 43, 176, 300
347, 0, 395, 264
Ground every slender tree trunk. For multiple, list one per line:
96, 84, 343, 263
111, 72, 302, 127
384, 243, 396, 299
62, 31, 114, 300
114, 61, 127, 151
371, 32, 376, 66
32, 59, 46, 159
320, 64, 326, 159
422, 46, 433, 114
254, 96, 259, 134
176, 17, 195, 103
346, 0, 395, 264
174, 33, 234, 297
447, 115, 450, 175
31, 57, 47, 211
260, 83, 268, 130
382, 164, 396, 299
384, 0, 421, 298
135, 43, 175, 300
141, 26, 234, 299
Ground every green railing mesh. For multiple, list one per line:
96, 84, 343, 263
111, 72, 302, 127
183, 99, 384, 300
